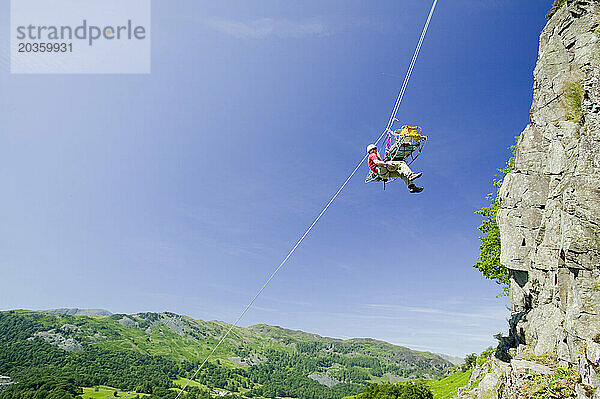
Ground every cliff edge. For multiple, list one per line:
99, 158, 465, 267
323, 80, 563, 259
499, 0, 599, 376
461, 1, 600, 398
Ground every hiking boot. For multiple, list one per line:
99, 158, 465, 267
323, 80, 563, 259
408, 184, 424, 193
409, 172, 422, 181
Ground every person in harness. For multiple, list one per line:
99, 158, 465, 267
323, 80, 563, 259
367, 144, 423, 193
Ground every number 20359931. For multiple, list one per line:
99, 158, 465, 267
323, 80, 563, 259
18, 42, 73, 53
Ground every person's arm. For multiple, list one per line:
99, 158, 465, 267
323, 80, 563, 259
372, 158, 387, 167
370, 154, 393, 167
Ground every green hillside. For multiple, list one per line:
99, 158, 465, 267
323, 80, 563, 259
0, 309, 452, 398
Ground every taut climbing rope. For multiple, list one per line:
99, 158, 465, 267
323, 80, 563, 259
175, 1, 438, 397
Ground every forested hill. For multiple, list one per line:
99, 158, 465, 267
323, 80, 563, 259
0, 309, 452, 398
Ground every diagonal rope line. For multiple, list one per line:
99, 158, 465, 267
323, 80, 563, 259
386, 0, 438, 132
175, 1, 438, 397
175, 150, 373, 399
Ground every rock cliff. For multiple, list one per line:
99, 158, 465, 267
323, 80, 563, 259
461, 1, 600, 398
498, 0, 599, 376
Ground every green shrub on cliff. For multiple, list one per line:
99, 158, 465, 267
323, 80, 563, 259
522, 365, 579, 399
547, 0, 567, 19
564, 81, 584, 124
474, 143, 515, 296
461, 354, 477, 372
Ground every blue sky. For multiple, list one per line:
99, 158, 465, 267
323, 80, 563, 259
1, 1, 551, 357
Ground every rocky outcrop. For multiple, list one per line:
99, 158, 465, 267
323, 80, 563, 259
43, 308, 113, 316
229, 353, 264, 366
118, 316, 139, 328
458, 359, 508, 399
128, 312, 198, 337
308, 373, 341, 388
458, 358, 574, 399
30, 324, 84, 352
495, 0, 600, 398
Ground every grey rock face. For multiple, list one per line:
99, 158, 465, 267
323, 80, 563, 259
118, 316, 139, 328
457, 359, 510, 399
30, 325, 84, 352
509, 359, 552, 376
308, 373, 341, 388
228, 354, 263, 366
131, 312, 194, 337
43, 308, 112, 316
497, 0, 600, 397
459, 358, 575, 399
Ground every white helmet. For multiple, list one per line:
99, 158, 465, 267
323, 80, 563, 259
366, 144, 377, 153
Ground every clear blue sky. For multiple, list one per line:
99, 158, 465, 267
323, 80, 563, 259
1, 1, 551, 357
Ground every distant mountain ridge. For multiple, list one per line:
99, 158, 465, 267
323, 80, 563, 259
435, 353, 464, 365
248, 324, 452, 369
42, 308, 113, 316
36, 309, 460, 366
0, 309, 455, 398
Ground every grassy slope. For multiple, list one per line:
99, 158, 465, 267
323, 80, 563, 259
426, 370, 472, 399
7, 310, 451, 372
81, 385, 149, 398
247, 324, 446, 365
342, 369, 473, 399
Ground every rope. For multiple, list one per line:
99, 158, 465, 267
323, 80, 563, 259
175, 1, 438, 397
385, 0, 438, 133
175, 151, 372, 399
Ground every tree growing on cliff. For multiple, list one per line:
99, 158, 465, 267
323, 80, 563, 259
461, 354, 477, 372
473, 143, 515, 296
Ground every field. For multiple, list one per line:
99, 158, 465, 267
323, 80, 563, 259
81, 385, 149, 398
426, 370, 473, 399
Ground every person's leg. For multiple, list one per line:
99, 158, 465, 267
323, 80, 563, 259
389, 161, 413, 187
387, 170, 401, 179
381, 162, 422, 192
377, 166, 390, 180
397, 161, 416, 176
